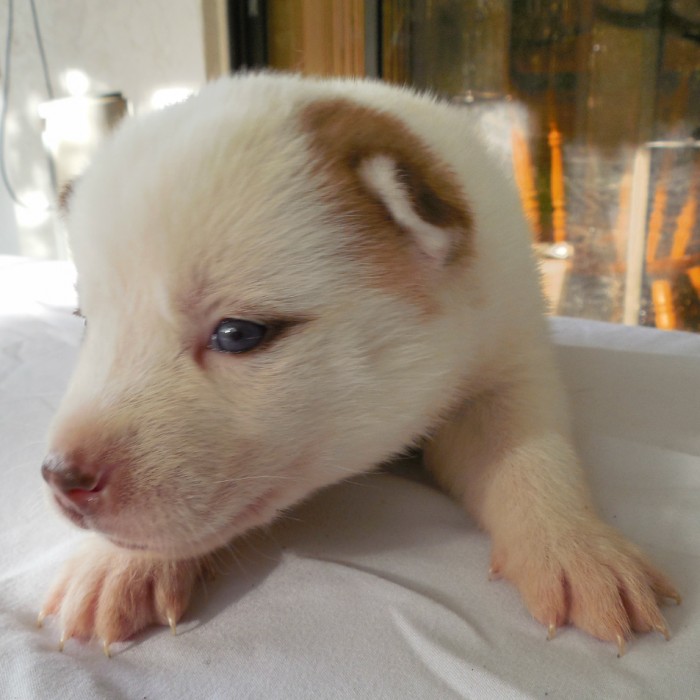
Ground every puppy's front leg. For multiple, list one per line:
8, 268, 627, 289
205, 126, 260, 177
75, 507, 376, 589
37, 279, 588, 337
40, 536, 212, 655
424, 352, 679, 650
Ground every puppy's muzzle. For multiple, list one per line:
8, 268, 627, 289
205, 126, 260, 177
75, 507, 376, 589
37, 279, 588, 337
41, 452, 109, 523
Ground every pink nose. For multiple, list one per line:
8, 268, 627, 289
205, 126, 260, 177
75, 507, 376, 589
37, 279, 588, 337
41, 452, 107, 515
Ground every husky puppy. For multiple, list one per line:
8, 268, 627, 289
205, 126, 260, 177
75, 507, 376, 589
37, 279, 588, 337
40, 74, 678, 655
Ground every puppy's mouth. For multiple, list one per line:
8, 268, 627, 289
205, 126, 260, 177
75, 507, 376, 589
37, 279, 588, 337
104, 536, 150, 551
51, 493, 90, 529
101, 486, 282, 557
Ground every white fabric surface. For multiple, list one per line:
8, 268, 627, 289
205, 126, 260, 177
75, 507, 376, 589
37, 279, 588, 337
1, 256, 699, 699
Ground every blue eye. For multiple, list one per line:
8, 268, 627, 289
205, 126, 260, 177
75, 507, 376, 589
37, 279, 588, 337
209, 319, 267, 354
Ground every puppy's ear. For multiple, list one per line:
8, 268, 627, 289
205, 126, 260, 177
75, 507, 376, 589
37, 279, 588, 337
301, 98, 472, 269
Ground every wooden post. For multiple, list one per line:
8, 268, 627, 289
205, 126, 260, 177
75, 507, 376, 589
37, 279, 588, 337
511, 127, 542, 239
651, 279, 676, 330
548, 122, 567, 243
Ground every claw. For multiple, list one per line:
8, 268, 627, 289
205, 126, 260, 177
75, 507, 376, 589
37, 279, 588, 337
660, 591, 682, 606
36, 611, 45, 629
655, 623, 671, 641
547, 623, 557, 641
103, 640, 112, 658
616, 634, 626, 658
488, 567, 501, 582
58, 634, 66, 653
168, 613, 177, 636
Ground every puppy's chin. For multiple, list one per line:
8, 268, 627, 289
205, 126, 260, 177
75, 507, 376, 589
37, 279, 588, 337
99, 486, 283, 560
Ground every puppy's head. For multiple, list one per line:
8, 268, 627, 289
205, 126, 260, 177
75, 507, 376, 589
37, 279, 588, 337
42, 77, 474, 558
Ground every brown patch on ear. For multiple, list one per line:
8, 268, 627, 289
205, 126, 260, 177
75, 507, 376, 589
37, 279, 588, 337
299, 98, 472, 305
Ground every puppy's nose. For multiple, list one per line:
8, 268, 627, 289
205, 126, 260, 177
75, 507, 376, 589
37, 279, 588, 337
41, 452, 106, 513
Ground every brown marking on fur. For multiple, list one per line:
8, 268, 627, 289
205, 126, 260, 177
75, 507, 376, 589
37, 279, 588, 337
299, 98, 473, 308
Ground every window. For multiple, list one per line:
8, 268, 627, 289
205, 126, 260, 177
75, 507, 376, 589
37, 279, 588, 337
237, 0, 700, 331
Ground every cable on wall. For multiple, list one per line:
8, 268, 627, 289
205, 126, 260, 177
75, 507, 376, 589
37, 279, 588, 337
1, 0, 56, 210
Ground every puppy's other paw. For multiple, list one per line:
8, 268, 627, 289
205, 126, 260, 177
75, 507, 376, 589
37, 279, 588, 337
491, 522, 680, 652
39, 537, 212, 654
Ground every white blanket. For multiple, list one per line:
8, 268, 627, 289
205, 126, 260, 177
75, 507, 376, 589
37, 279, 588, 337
1, 256, 698, 699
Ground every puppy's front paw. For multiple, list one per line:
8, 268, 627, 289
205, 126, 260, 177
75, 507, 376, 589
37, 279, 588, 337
39, 537, 211, 654
491, 521, 680, 653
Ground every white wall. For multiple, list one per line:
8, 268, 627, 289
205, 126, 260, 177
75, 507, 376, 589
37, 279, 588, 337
1, 0, 209, 258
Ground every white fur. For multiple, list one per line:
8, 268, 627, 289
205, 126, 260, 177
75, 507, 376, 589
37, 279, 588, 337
40, 73, 678, 650
358, 155, 454, 264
